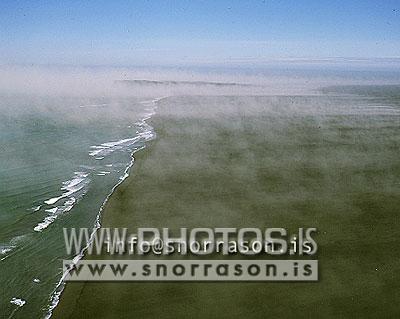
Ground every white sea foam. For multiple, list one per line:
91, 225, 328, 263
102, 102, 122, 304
63, 197, 76, 212
89, 137, 141, 157
34, 215, 58, 232
96, 171, 111, 176
10, 297, 26, 307
62, 175, 87, 188
45, 97, 166, 319
78, 103, 109, 108
44, 172, 89, 205
32, 205, 41, 212
1, 235, 26, 256
87, 97, 163, 161
1, 245, 15, 255
34, 198, 80, 232
35, 172, 89, 232
44, 197, 62, 206
45, 207, 58, 214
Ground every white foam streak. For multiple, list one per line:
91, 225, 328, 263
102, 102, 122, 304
10, 298, 26, 307
1, 246, 15, 255
89, 137, 140, 157
78, 103, 109, 108
35, 172, 90, 232
45, 96, 166, 319
44, 172, 89, 205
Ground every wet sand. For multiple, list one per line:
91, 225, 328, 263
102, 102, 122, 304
54, 94, 400, 318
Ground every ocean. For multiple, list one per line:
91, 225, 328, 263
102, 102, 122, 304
1, 71, 400, 318
0, 94, 159, 318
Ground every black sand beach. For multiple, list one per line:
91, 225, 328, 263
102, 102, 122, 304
53, 92, 400, 318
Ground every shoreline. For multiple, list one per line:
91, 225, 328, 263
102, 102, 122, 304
45, 153, 136, 319
47, 97, 162, 318
51, 137, 160, 319
53, 93, 400, 318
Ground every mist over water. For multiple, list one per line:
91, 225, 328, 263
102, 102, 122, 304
2, 63, 400, 98
0, 64, 400, 318
0, 68, 164, 317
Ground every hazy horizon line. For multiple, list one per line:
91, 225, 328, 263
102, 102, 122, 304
2, 56, 400, 71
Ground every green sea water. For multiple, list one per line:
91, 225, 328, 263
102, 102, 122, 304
0, 94, 157, 318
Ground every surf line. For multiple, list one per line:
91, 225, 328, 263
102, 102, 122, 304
44, 96, 168, 319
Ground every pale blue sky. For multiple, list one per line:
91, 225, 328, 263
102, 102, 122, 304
1, 0, 399, 66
